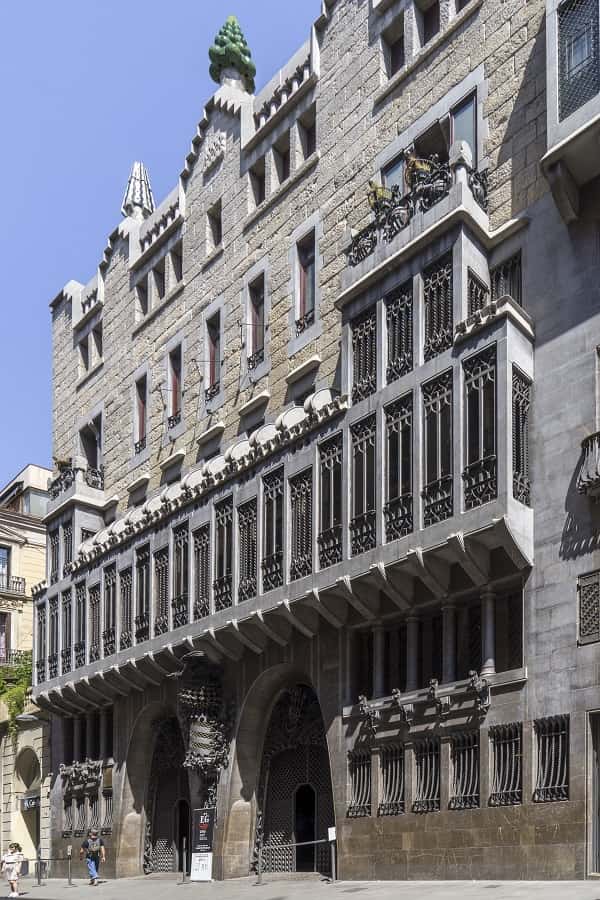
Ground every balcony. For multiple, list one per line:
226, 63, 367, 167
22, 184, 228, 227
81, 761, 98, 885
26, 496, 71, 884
46, 460, 107, 521
578, 431, 600, 498
172, 595, 189, 629
0, 649, 32, 668
0, 574, 26, 595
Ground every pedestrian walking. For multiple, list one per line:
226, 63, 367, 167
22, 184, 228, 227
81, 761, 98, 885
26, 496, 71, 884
79, 829, 105, 886
1, 842, 24, 898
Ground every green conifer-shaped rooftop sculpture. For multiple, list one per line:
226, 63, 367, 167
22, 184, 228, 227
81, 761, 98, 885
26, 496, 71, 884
209, 15, 256, 93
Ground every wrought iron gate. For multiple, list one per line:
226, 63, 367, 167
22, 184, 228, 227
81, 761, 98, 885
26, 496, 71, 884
144, 718, 189, 874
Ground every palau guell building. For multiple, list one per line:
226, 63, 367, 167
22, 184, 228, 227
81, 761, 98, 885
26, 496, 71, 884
30, 0, 600, 881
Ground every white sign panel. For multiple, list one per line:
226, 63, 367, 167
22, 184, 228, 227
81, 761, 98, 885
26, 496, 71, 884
190, 852, 213, 882
328, 826, 336, 842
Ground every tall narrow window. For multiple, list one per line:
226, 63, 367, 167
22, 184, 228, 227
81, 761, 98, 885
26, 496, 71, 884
36, 604, 47, 683
249, 158, 266, 209
74, 582, 86, 668
579, 570, 600, 644
490, 252, 522, 306
298, 105, 317, 159
351, 416, 377, 556
61, 590, 72, 675
154, 257, 166, 301
170, 241, 183, 284
168, 346, 182, 428
512, 367, 531, 506
296, 231, 316, 335
413, 737, 440, 812
318, 435, 343, 568
422, 1, 440, 44
489, 723, 522, 806
154, 547, 169, 636
207, 199, 223, 252
558, 0, 600, 121
424, 253, 453, 361
467, 270, 490, 317
533, 716, 569, 802
135, 545, 150, 643
379, 744, 405, 815
49, 530, 59, 584
385, 394, 413, 541
89, 585, 100, 663
0, 548, 8, 591
274, 131, 291, 185
449, 733, 480, 810
135, 375, 147, 453
63, 521, 73, 577
290, 469, 313, 581
423, 371, 453, 528
80, 414, 103, 486
214, 498, 233, 611
206, 313, 221, 400
119, 569, 133, 650
248, 275, 265, 369
383, 16, 405, 79
386, 282, 413, 382
352, 307, 377, 402
451, 93, 477, 163
103, 566, 116, 656
136, 275, 149, 318
238, 499, 258, 602
463, 346, 497, 509
173, 524, 189, 628
347, 749, 371, 817
193, 525, 211, 620
263, 468, 284, 591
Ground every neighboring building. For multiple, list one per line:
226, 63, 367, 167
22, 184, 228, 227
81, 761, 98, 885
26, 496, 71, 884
0, 465, 51, 861
31, 0, 600, 881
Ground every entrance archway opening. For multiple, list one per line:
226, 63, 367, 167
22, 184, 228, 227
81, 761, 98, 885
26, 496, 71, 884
14, 747, 41, 859
294, 784, 316, 871
144, 717, 190, 874
174, 798, 191, 873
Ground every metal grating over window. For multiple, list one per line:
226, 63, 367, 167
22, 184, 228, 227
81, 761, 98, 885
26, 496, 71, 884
490, 723, 522, 806
88, 794, 100, 831
386, 282, 413, 382
467, 270, 490, 317
50, 530, 60, 584
463, 345, 497, 510
290, 469, 313, 580
385, 394, 413, 542
48, 597, 59, 678
449, 733, 480, 810
347, 748, 371, 817
103, 565, 116, 656
378, 744, 405, 816
214, 498, 234, 611
238, 499, 258, 602
352, 307, 377, 402
413, 738, 441, 813
558, 0, 600, 121
512, 367, 531, 506
173, 524, 190, 629
102, 788, 114, 834
318, 435, 343, 569
89, 585, 101, 663
36, 604, 47, 683
490, 252, 522, 305
351, 416, 377, 556
74, 797, 86, 836
61, 589, 72, 675
424, 253, 453, 362
135, 545, 150, 643
263, 468, 284, 590
75, 581, 86, 667
63, 799, 73, 837
579, 570, 600, 644
119, 569, 133, 650
422, 371, 453, 527
63, 520, 73, 577
193, 525, 211, 620
533, 715, 569, 802
154, 548, 169, 636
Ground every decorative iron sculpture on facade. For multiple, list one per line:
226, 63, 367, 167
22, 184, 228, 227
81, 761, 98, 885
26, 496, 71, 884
428, 678, 451, 719
60, 759, 103, 795
178, 669, 234, 775
391, 687, 415, 725
469, 669, 491, 713
357, 694, 380, 738
578, 431, 600, 499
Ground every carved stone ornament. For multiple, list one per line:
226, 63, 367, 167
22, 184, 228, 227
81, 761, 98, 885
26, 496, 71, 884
60, 758, 102, 795
469, 669, 491, 713
357, 694, 380, 738
392, 688, 415, 726
203, 133, 226, 173
428, 678, 451, 719
178, 664, 235, 775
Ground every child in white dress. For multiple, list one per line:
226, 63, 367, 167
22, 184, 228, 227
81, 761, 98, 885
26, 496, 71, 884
1, 843, 23, 898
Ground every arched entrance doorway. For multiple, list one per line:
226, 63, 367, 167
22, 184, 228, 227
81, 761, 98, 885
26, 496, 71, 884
256, 684, 334, 875
14, 747, 41, 859
144, 717, 190, 873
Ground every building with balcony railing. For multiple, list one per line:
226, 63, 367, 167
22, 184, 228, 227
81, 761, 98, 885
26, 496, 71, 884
31, 0, 600, 884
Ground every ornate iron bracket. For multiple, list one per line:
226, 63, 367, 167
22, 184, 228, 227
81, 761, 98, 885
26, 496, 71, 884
391, 688, 415, 726
358, 694, 380, 737
469, 670, 491, 713
428, 678, 452, 719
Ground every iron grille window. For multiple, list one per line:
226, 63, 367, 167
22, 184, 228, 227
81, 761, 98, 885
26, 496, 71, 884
449, 733, 480, 810
352, 307, 377, 402
263, 468, 284, 590
490, 252, 522, 305
193, 525, 211, 619
347, 749, 371, 817
422, 371, 453, 527
206, 312, 221, 398
89, 585, 101, 663
559, 0, 600, 120
579, 570, 600, 644
385, 394, 413, 541
49, 529, 59, 584
463, 346, 497, 510
290, 469, 313, 580
135, 375, 147, 454
135, 545, 150, 642
386, 282, 413, 382
318, 435, 343, 568
89, 794, 100, 831
63, 521, 73, 577
238, 499, 258, 602
297, 230, 316, 335
74, 797, 86, 836
214, 497, 233, 610
467, 270, 490, 317
413, 738, 441, 812
102, 789, 114, 834
61, 589, 72, 675
75, 581, 86, 667
103, 565, 116, 656
351, 416, 377, 555
379, 744, 405, 815
424, 253, 453, 361
36, 604, 47, 683
248, 275, 265, 368
154, 548, 169, 635
48, 597, 59, 678
168, 345, 182, 428
512, 367, 531, 506
63, 799, 74, 837
173, 523, 189, 628
490, 723, 522, 806
533, 715, 569, 802
119, 569, 133, 650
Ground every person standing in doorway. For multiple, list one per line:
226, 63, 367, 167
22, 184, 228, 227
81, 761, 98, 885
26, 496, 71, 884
79, 829, 105, 885
1, 842, 24, 897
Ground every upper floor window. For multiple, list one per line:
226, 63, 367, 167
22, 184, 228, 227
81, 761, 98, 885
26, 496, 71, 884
451, 92, 476, 162
63, 521, 73, 577
318, 434, 343, 569
0, 547, 9, 587
154, 547, 169, 636
512, 367, 531, 506
173, 523, 189, 604
135, 375, 148, 454
423, 371, 453, 528
49, 530, 59, 584
579, 569, 600, 644
248, 275, 265, 369
420, 0, 440, 45
193, 526, 211, 620
80, 414, 102, 474
274, 131, 291, 186
207, 199, 223, 253
78, 336, 90, 374
382, 154, 405, 191
154, 257, 166, 301
103, 565, 116, 655
170, 240, 183, 284
238, 499, 258, 603
206, 312, 221, 400
249, 158, 266, 209
490, 251, 522, 306
352, 307, 377, 402
135, 545, 150, 642
386, 282, 413, 382
168, 346, 182, 428
298, 105, 317, 160
136, 275, 149, 318
385, 394, 413, 541
382, 15, 405, 79
351, 416, 377, 556
215, 497, 233, 611
423, 252, 453, 362
463, 346, 497, 510
290, 469, 313, 581
558, 0, 600, 121
296, 231, 316, 335
263, 468, 284, 591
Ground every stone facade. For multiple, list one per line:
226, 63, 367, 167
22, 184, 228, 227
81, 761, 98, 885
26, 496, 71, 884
32, 0, 600, 882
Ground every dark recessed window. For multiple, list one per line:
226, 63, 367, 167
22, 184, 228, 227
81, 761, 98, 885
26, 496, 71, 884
423, 1, 440, 44
250, 158, 266, 208
207, 199, 223, 252
299, 105, 317, 159
274, 132, 291, 185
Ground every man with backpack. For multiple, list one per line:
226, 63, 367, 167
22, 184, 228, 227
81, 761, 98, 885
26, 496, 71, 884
79, 829, 105, 885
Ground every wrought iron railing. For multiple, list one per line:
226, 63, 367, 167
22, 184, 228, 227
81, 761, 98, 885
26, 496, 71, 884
295, 309, 315, 336
422, 476, 453, 528
449, 733, 480, 810
290, 552, 312, 582
262, 551, 284, 591
0, 574, 26, 594
0, 649, 32, 668
533, 715, 569, 802
489, 723, 522, 806
89, 641, 100, 664
74, 641, 86, 668
318, 525, 343, 569
578, 431, 600, 497
350, 511, 376, 556
378, 744, 405, 816
168, 412, 181, 430
48, 653, 59, 679
462, 456, 497, 510
172, 594, 189, 629
384, 494, 413, 542
134, 437, 147, 455
347, 749, 371, 817
238, 576, 257, 604
247, 348, 265, 370
154, 614, 169, 636
134, 613, 150, 643
120, 629, 132, 650
102, 627, 115, 656
205, 382, 220, 402
214, 575, 233, 611
36, 658, 46, 683
49, 465, 75, 499
412, 738, 440, 813
61, 647, 72, 675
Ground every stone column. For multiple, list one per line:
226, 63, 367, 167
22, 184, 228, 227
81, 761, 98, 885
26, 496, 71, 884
481, 588, 496, 677
86, 712, 95, 760
442, 602, 457, 683
99, 710, 108, 761
372, 624, 385, 698
73, 717, 82, 763
406, 617, 419, 691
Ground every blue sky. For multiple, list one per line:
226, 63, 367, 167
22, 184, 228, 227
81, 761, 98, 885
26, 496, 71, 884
0, 0, 321, 488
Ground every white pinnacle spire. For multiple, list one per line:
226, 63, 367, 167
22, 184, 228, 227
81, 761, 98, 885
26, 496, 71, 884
121, 161, 155, 219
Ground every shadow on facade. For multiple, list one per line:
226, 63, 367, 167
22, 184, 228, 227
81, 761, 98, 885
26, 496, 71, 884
560, 450, 600, 560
